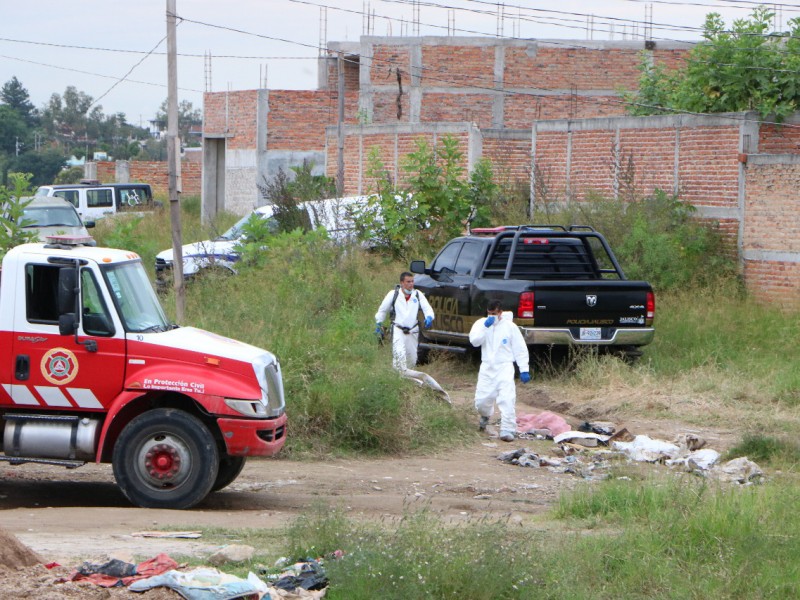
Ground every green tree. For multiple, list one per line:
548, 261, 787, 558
1, 76, 37, 127
0, 172, 37, 257
12, 148, 67, 186
155, 99, 203, 147
353, 136, 496, 257
625, 7, 800, 121
0, 105, 28, 155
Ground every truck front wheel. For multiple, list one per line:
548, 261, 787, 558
211, 456, 247, 492
112, 408, 219, 509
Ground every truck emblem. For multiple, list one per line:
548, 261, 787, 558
40, 347, 79, 385
586, 295, 598, 307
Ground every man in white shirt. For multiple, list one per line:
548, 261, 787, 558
469, 299, 531, 442
375, 272, 435, 371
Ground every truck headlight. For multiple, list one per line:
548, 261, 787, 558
224, 399, 268, 417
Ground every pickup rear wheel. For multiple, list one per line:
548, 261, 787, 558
211, 456, 247, 492
112, 408, 219, 509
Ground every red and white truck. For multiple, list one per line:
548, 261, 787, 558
0, 236, 287, 509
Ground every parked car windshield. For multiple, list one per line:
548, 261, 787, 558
218, 211, 277, 241
21, 206, 83, 228
102, 261, 171, 333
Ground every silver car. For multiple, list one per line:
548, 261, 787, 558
18, 197, 96, 244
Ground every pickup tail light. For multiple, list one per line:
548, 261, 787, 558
646, 291, 655, 326
518, 292, 535, 319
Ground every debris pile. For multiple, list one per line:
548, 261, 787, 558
502, 414, 764, 485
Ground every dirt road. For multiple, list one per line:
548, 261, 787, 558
0, 388, 736, 567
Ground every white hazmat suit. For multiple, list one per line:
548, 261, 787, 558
469, 311, 530, 437
375, 287, 434, 371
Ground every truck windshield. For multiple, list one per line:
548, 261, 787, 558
103, 261, 171, 333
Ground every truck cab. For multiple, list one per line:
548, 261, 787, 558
0, 237, 286, 508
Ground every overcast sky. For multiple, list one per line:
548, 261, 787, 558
2, 0, 796, 128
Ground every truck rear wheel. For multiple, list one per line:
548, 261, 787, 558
112, 408, 219, 509
211, 456, 246, 492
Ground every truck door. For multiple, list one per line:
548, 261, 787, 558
10, 263, 126, 411
424, 241, 483, 338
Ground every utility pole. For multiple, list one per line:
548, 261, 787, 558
336, 52, 345, 197
167, 0, 185, 322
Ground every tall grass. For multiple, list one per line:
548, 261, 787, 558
91, 200, 799, 452
223, 475, 797, 599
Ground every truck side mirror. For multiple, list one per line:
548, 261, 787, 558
58, 267, 77, 315
59, 313, 76, 336
410, 260, 426, 274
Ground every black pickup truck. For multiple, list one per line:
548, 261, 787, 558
410, 225, 655, 359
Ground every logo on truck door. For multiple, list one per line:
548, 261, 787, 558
40, 347, 79, 385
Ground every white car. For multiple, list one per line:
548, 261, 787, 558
154, 196, 368, 287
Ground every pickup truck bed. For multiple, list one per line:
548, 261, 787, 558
410, 225, 655, 358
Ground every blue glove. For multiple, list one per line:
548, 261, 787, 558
520, 372, 531, 384
375, 323, 382, 335
484, 316, 495, 328
424, 316, 433, 329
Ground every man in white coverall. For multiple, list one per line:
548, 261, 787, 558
375, 272, 435, 371
469, 299, 531, 442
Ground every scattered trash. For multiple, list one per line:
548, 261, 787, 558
59, 552, 178, 588
401, 368, 451, 404
131, 531, 202, 539
553, 430, 611, 447
612, 435, 681, 463
495, 419, 763, 486
579, 421, 616, 436
716, 457, 765, 485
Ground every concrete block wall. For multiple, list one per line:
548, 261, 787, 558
742, 155, 800, 307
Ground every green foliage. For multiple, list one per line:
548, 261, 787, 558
285, 506, 537, 600
353, 136, 496, 258
626, 7, 800, 120
257, 162, 335, 234
0, 172, 36, 257
179, 232, 471, 456
558, 189, 736, 290
724, 434, 800, 467
232, 212, 280, 268
548, 477, 800, 597
54, 166, 84, 184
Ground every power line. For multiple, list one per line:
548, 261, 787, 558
0, 36, 315, 60
0, 53, 203, 94
179, 13, 800, 130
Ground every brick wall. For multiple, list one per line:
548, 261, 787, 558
203, 90, 259, 150
325, 124, 477, 196
742, 157, 800, 307
95, 160, 202, 197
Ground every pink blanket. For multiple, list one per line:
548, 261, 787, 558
516, 411, 571, 436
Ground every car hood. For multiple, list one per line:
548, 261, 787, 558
156, 238, 238, 262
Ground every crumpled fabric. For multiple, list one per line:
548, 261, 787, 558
129, 568, 267, 600
59, 552, 178, 588
516, 411, 571, 437
267, 559, 328, 592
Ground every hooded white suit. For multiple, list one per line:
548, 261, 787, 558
375, 287, 434, 371
469, 311, 530, 436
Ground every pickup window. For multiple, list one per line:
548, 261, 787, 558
484, 237, 599, 280
432, 241, 485, 276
